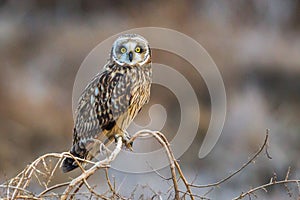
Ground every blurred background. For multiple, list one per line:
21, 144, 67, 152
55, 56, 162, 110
0, 0, 300, 199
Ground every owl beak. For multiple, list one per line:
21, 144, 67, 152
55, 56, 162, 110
128, 51, 133, 62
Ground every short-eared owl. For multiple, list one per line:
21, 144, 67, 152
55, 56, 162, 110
62, 34, 152, 173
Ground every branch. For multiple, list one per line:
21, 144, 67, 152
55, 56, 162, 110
233, 166, 300, 199
60, 136, 123, 199
2, 128, 298, 199
129, 130, 181, 199
129, 130, 195, 200
190, 129, 270, 189
233, 179, 300, 200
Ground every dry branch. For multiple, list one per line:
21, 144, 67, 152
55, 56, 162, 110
190, 129, 270, 189
1, 129, 299, 200
61, 136, 122, 199
0, 130, 195, 199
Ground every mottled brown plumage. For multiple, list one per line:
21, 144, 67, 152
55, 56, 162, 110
62, 34, 152, 172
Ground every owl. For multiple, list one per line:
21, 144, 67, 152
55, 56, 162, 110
62, 34, 152, 173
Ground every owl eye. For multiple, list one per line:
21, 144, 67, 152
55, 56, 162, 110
135, 46, 142, 53
120, 47, 127, 54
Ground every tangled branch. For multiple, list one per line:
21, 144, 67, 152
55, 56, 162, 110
0, 129, 299, 199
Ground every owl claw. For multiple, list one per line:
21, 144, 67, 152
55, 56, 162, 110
114, 134, 133, 151
125, 141, 134, 151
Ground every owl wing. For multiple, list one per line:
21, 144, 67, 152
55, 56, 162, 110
73, 68, 132, 146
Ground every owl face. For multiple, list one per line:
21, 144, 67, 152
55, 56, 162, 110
111, 34, 151, 66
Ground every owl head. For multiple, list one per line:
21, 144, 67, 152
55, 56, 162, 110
111, 34, 151, 66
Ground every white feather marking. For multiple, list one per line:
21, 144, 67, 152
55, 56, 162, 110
95, 87, 99, 96
90, 95, 95, 104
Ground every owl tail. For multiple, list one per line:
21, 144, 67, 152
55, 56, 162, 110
61, 155, 78, 173
61, 143, 87, 173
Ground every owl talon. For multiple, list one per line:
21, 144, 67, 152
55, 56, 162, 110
114, 134, 133, 151
126, 140, 134, 151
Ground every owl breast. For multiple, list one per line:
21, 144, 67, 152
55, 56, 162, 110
113, 63, 152, 131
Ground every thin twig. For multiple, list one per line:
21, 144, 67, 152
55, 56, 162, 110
38, 181, 70, 197
190, 129, 270, 189
232, 179, 300, 200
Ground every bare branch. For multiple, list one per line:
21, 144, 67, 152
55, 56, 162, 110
232, 179, 300, 200
37, 182, 70, 197
60, 136, 123, 199
190, 129, 270, 189
1, 128, 299, 200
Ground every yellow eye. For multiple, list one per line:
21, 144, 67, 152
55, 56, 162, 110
120, 47, 127, 53
135, 46, 141, 53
